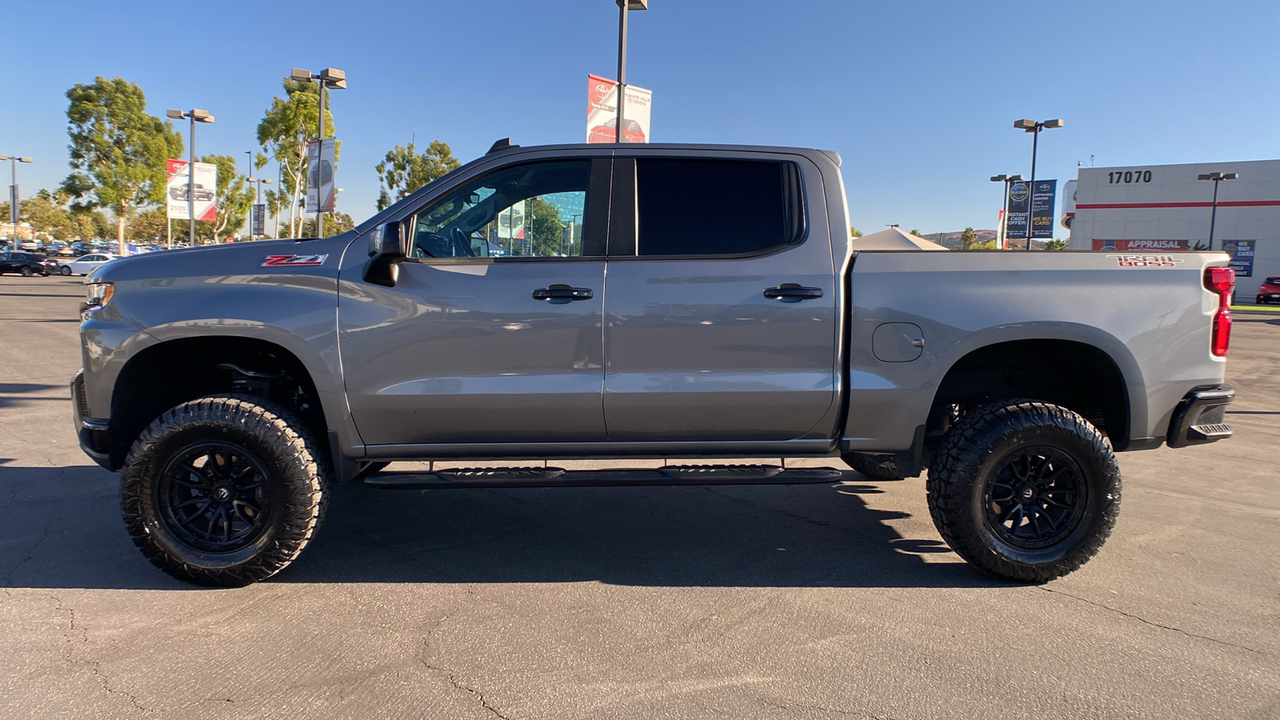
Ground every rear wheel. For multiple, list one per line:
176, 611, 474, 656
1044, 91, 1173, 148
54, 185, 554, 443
120, 395, 328, 586
60, 265, 72, 275
926, 399, 1120, 583
20, 266, 32, 277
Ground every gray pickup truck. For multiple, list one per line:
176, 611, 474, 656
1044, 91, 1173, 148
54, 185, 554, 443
72, 141, 1236, 587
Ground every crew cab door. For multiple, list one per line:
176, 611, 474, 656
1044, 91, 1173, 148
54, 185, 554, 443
601, 153, 840, 441
338, 156, 612, 446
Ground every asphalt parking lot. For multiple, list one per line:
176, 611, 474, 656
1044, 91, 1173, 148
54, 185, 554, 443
1, 274, 1276, 719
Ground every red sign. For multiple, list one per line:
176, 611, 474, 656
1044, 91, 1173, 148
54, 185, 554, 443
1092, 239, 1190, 252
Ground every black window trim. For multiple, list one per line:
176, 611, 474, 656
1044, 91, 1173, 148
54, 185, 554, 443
605, 156, 810, 261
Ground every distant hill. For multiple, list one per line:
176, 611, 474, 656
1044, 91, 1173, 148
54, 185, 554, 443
914, 229, 1048, 250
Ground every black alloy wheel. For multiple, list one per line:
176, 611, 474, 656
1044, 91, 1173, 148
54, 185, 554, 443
156, 443, 273, 554
20, 266, 32, 277
982, 446, 1087, 551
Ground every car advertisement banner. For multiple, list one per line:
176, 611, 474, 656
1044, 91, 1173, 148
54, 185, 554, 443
251, 204, 266, 237
166, 159, 217, 221
1030, 180, 1057, 239
1091, 239, 1190, 252
1006, 181, 1030, 239
305, 138, 337, 213
586, 74, 652, 144
1223, 240, 1255, 278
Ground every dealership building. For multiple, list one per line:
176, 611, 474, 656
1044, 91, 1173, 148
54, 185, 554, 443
1066, 159, 1279, 298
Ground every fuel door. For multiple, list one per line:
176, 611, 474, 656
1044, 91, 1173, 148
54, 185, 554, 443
872, 322, 924, 362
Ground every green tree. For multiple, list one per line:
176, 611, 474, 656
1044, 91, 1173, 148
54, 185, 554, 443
129, 209, 174, 243
1045, 238, 1068, 250
527, 197, 574, 257
20, 189, 73, 241
375, 141, 461, 210
850, 226, 863, 238
256, 79, 339, 239
299, 212, 356, 238
199, 154, 255, 244
960, 226, 978, 250
909, 228, 923, 236
62, 77, 183, 255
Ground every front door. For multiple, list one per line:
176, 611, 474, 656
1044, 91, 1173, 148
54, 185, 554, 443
339, 157, 611, 446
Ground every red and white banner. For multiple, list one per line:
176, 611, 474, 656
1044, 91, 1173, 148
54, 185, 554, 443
306, 138, 337, 213
586, 74, 652, 144
1091, 239, 1190, 252
166, 159, 217, 221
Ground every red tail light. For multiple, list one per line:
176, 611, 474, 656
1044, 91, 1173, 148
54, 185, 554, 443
1205, 266, 1234, 357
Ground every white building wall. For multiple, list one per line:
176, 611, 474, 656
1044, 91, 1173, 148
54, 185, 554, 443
1069, 159, 1280, 300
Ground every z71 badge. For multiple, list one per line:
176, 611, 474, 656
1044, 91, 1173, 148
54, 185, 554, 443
261, 254, 329, 267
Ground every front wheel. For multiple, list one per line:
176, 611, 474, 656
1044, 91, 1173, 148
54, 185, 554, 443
120, 395, 329, 586
926, 400, 1120, 583
60, 265, 72, 275
20, 266, 32, 277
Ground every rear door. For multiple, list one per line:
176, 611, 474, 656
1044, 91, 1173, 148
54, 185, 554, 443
600, 152, 839, 441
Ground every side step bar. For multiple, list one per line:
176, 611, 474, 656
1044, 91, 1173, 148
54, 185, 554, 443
364, 464, 845, 490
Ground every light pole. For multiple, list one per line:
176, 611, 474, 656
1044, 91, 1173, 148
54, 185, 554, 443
290, 67, 346, 236
0, 154, 32, 248
1013, 118, 1063, 250
1197, 171, 1238, 250
246, 177, 274, 240
989, 173, 1024, 250
615, 0, 647, 143
166, 109, 215, 246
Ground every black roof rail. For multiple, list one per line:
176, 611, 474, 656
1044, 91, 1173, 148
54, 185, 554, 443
487, 138, 519, 154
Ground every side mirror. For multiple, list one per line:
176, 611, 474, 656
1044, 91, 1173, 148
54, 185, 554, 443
363, 221, 406, 287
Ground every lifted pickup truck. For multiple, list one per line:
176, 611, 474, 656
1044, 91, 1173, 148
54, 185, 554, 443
73, 141, 1236, 586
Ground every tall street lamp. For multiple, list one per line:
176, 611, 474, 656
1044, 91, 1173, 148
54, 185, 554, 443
166, 108, 215, 246
989, 173, 1024, 250
246, 177, 274, 240
290, 67, 346, 236
0, 154, 32, 248
615, 0, 647, 143
1013, 118, 1063, 250
1197, 171, 1238, 250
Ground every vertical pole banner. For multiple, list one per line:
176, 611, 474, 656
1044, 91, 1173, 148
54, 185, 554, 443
1030, 179, 1057, 239
252, 204, 266, 237
586, 74, 652, 143
306, 139, 337, 213
166, 159, 217, 221
1006, 181, 1030, 239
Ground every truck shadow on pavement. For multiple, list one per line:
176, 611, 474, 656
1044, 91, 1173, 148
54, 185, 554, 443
0, 465, 1002, 591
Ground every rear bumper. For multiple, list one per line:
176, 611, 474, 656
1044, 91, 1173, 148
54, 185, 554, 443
1167, 385, 1234, 449
71, 370, 112, 470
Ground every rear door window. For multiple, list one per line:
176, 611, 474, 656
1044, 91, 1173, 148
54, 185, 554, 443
631, 158, 803, 257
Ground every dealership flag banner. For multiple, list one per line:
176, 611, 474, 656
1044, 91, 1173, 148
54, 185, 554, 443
252, 204, 266, 237
305, 138, 337, 213
1030, 179, 1057, 239
586, 74, 652, 144
1006, 181, 1030, 239
165, 159, 217, 221
1223, 240, 1255, 278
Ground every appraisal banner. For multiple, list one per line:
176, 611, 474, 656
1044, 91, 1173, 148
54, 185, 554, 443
166, 159, 217, 221
1030, 179, 1057, 239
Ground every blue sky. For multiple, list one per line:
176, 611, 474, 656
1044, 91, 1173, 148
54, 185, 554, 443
3, 0, 1278, 236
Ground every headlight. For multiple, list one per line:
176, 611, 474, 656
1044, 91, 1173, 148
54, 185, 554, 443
84, 280, 114, 312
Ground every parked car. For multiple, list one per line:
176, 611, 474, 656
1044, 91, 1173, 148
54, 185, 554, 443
0, 251, 57, 276
18, 240, 41, 252
70, 242, 95, 256
588, 117, 646, 144
75, 141, 1236, 587
52, 242, 77, 257
59, 253, 118, 276
1256, 277, 1280, 304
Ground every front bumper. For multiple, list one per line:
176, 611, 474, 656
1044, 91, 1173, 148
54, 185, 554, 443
1167, 385, 1234, 449
71, 370, 112, 470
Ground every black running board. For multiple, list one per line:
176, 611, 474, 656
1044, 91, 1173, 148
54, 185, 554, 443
364, 464, 845, 490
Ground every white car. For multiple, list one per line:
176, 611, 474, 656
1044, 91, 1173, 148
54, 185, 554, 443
60, 253, 118, 276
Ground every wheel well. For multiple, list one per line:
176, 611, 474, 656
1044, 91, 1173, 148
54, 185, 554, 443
928, 340, 1131, 450
108, 337, 329, 470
